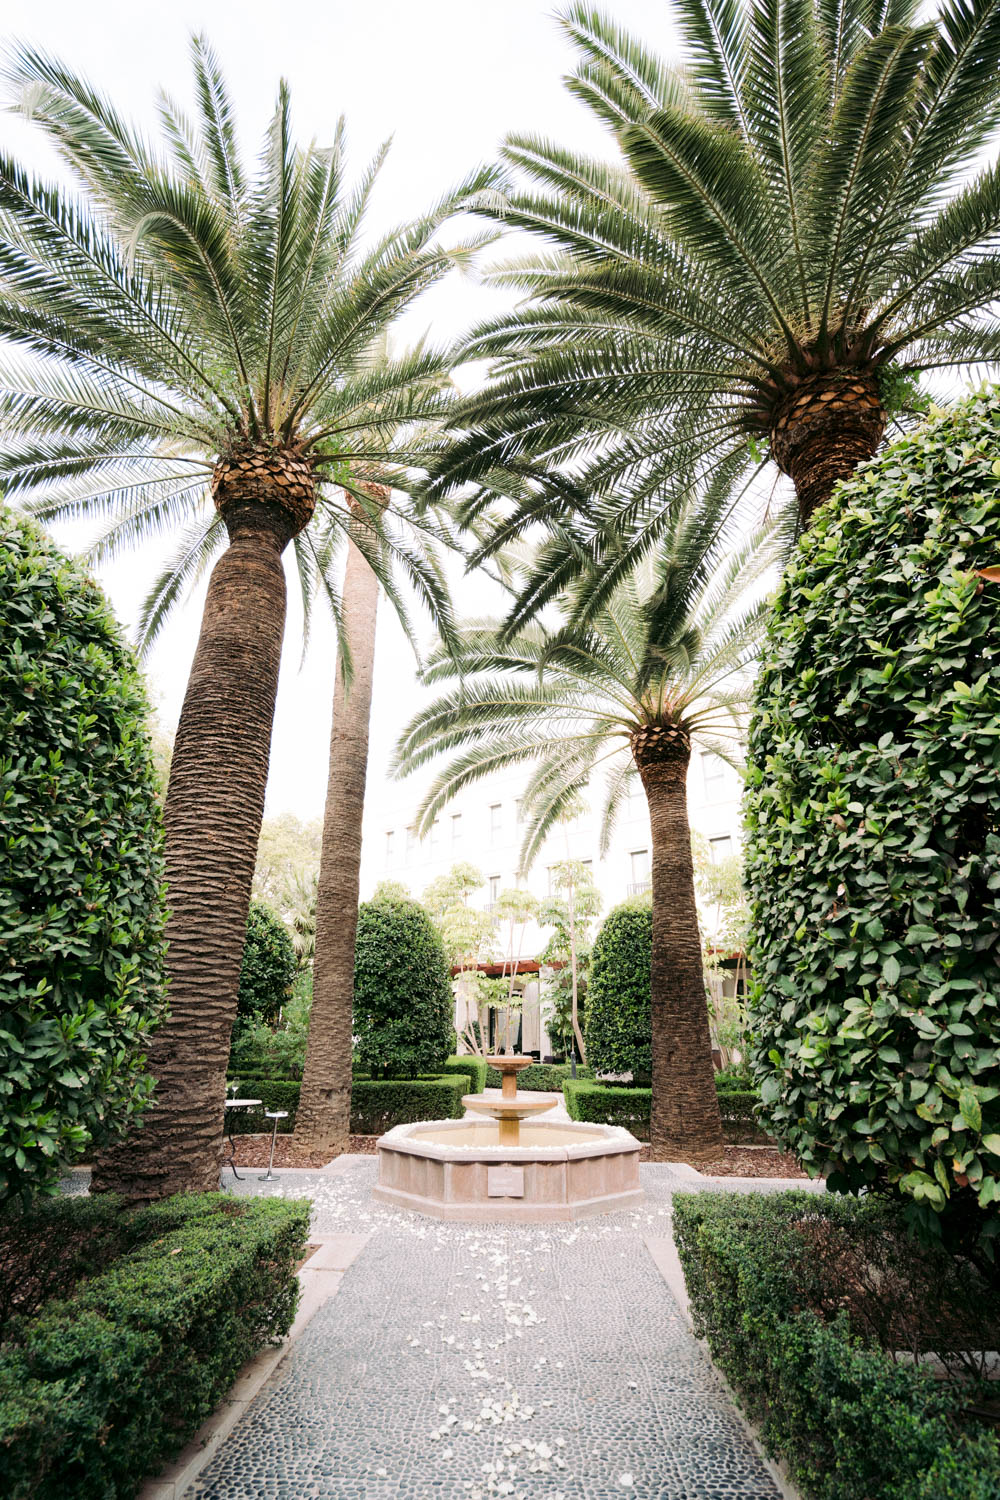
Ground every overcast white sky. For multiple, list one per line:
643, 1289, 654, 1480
2, 0, 679, 825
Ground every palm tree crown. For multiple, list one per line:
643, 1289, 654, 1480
0, 38, 491, 605
430, 0, 1000, 619
394, 497, 776, 871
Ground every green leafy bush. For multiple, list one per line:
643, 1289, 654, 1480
746, 385, 1000, 1258
441, 1056, 488, 1094
349, 1076, 465, 1136
673, 1192, 1000, 1499
236, 901, 298, 1024
229, 971, 311, 1078
223, 1074, 468, 1135
485, 1061, 595, 1090
0, 512, 168, 1205
564, 1078, 761, 1142
353, 888, 454, 1078
585, 899, 652, 1080
0, 1193, 308, 1499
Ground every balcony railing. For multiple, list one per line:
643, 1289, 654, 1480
627, 879, 651, 896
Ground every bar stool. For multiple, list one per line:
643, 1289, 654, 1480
259, 1110, 288, 1182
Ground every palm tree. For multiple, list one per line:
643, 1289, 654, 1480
428, 0, 1000, 621
0, 40, 491, 1197
393, 493, 777, 1164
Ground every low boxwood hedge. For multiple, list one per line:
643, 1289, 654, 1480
225, 1075, 468, 1136
485, 1061, 594, 1091
673, 1192, 1000, 1500
563, 1078, 762, 1142
0, 1193, 308, 1499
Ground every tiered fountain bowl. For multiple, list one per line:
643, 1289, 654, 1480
374, 1055, 643, 1222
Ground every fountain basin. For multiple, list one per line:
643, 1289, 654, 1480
373, 1117, 643, 1222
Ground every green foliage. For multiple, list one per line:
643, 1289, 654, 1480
236, 902, 298, 1025
442, 1055, 488, 1094
673, 1192, 1000, 1500
349, 1076, 466, 1136
488, 1062, 594, 1091
564, 1078, 760, 1141
0, 512, 167, 1205
353, 888, 455, 1079
229, 971, 311, 1080
223, 1080, 302, 1134
746, 386, 1000, 1260
585, 898, 653, 1080
0, 1193, 308, 1499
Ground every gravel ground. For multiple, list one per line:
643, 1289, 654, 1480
179, 1159, 819, 1500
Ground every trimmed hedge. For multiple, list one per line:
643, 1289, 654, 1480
441, 1056, 488, 1094
585, 898, 653, 1080
0, 1193, 308, 1499
224, 1074, 468, 1135
354, 888, 454, 1078
484, 1062, 594, 1090
673, 1192, 1000, 1499
1, 511, 168, 1204
563, 1079, 763, 1142
746, 385, 1000, 1247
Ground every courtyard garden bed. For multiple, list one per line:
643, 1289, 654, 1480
0, 1192, 309, 1499
673, 1191, 1000, 1499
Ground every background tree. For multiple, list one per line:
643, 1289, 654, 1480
586, 898, 653, 1083
394, 492, 776, 1163
424, 863, 498, 1057
236, 902, 298, 1027
541, 860, 600, 1067
353, 884, 455, 1079
0, 41, 490, 1195
429, 0, 1000, 624
0, 512, 167, 1204
493, 886, 540, 1053
692, 835, 751, 1070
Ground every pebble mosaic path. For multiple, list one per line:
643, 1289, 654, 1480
179, 1158, 804, 1500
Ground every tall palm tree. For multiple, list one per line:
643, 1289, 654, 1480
393, 493, 777, 1164
0, 40, 491, 1197
428, 0, 1000, 624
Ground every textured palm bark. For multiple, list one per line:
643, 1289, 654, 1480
633, 725, 725, 1166
92, 457, 313, 1200
769, 370, 886, 526
295, 517, 381, 1154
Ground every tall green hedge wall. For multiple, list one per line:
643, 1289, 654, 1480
746, 385, 1000, 1256
353, 889, 454, 1078
0, 512, 167, 1205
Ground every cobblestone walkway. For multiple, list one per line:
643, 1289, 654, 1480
183, 1160, 791, 1500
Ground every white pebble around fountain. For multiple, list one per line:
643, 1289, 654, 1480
374, 1055, 643, 1222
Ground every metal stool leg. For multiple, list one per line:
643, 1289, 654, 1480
259, 1113, 281, 1182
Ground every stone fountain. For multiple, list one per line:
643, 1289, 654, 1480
374, 1055, 643, 1222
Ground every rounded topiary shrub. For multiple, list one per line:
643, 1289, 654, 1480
237, 901, 297, 1024
746, 384, 1000, 1253
0, 512, 167, 1204
585, 898, 652, 1081
353, 885, 454, 1079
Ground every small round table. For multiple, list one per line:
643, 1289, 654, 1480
223, 1098, 262, 1181
260, 1110, 289, 1182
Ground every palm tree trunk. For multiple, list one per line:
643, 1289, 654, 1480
92, 495, 301, 1199
769, 370, 886, 526
634, 727, 724, 1166
295, 519, 380, 1154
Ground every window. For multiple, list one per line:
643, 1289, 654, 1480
489, 803, 503, 842
581, 858, 593, 872
430, 819, 441, 850
451, 812, 462, 846
701, 751, 726, 798
626, 774, 644, 812
629, 849, 650, 894
385, 830, 395, 866
488, 874, 501, 904
514, 797, 523, 823
709, 834, 734, 863
405, 826, 416, 858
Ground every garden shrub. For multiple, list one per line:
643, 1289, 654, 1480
673, 1192, 1000, 1499
353, 888, 454, 1078
441, 1055, 488, 1093
564, 1078, 762, 1142
223, 1074, 468, 1135
0, 512, 167, 1205
236, 901, 298, 1024
746, 385, 1000, 1258
229, 970, 311, 1079
483, 1061, 594, 1090
0, 1192, 308, 1499
585, 898, 652, 1080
